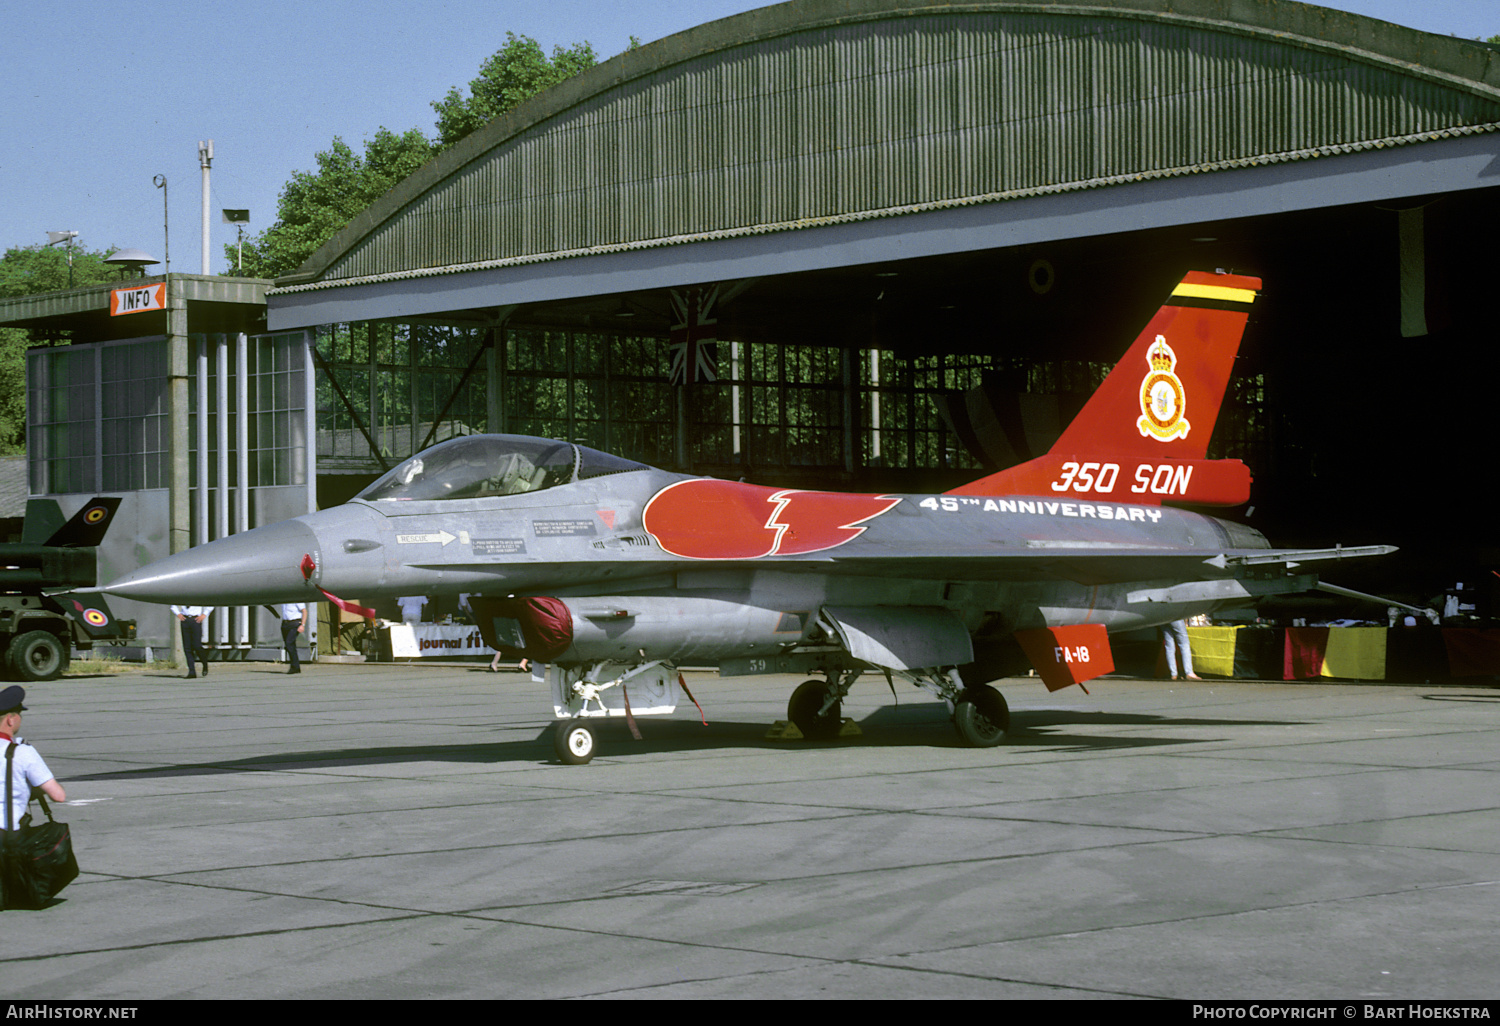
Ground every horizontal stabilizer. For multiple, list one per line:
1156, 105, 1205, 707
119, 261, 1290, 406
1315, 582, 1438, 623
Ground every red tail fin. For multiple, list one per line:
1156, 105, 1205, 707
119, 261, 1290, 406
948, 271, 1260, 506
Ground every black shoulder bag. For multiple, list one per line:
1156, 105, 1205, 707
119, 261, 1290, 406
2, 741, 79, 910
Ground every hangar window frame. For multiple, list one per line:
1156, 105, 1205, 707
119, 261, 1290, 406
309, 321, 1002, 481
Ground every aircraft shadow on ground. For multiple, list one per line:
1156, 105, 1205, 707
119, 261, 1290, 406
70, 705, 1302, 779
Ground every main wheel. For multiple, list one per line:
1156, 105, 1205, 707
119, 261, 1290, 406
8, 631, 68, 682
554, 721, 597, 765
953, 683, 1009, 747
787, 679, 843, 741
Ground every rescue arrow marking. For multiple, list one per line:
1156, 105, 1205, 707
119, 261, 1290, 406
396, 531, 456, 546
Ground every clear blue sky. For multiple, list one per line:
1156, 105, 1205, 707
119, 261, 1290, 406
2, 0, 1495, 274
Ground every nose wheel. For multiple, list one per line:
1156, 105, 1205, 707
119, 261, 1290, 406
554, 721, 597, 764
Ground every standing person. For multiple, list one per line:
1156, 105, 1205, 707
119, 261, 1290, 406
278, 601, 307, 674
1160, 618, 1201, 680
171, 604, 210, 678
1, 687, 65, 831
397, 595, 427, 623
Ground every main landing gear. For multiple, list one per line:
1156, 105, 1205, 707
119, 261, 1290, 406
900, 668, 1010, 748
787, 669, 1010, 748
952, 682, 1009, 747
786, 677, 849, 740
547, 664, 1011, 764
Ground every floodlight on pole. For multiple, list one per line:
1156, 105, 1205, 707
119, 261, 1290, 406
45, 230, 80, 287
222, 209, 249, 272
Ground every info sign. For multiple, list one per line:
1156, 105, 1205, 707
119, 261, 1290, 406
110, 283, 166, 316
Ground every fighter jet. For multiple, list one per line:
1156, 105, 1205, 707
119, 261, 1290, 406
101, 271, 1396, 763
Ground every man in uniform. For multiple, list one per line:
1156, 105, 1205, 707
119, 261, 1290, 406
1, 686, 66, 832
278, 601, 307, 674
171, 604, 210, 678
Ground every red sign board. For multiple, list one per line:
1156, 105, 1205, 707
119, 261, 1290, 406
110, 283, 166, 316
1014, 623, 1115, 691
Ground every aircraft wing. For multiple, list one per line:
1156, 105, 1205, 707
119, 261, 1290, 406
809, 542, 1397, 587
406, 543, 1394, 592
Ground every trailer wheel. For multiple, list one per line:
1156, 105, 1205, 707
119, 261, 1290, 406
8, 630, 69, 681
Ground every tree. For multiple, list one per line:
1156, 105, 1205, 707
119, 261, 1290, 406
432, 32, 599, 148
228, 32, 608, 280
0, 242, 117, 299
0, 242, 119, 455
229, 127, 436, 280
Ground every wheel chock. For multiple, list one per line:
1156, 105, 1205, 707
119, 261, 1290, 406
765, 719, 862, 740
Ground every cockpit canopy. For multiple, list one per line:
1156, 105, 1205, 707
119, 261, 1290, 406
356, 434, 651, 502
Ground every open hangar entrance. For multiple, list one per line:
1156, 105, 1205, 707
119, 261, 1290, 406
269, 0, 1500, 609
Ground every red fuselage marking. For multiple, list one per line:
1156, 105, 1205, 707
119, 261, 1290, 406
642, 479, 900, 559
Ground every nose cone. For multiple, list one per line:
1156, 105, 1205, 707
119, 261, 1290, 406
102, 518, 323, 605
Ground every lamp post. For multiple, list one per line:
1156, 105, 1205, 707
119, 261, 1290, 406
222, 209, 250, 274
153, 175, 169, 276
199, 140, 213, 274
45, 230, 79, 287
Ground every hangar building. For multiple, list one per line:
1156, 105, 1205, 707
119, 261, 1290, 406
270, 0, 1500, 581
8, 0, 1500, 659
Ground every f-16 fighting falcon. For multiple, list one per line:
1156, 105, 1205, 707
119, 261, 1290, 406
100, 271, 1395, 763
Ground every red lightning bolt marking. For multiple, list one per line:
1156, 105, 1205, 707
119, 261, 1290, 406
763, 490, 900, 555
642, 480, 899, 559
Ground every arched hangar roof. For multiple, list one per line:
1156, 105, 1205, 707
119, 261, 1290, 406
268, 0, 1500, 329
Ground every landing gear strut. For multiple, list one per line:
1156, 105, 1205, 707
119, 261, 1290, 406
897, 668, 1010, 748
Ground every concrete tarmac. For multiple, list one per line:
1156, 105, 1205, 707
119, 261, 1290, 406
2, 661, 1498, 1000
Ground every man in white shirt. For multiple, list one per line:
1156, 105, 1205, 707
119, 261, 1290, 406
278, 602, 307, 674
1, 686, 65, 832
397, 595, 427, 623
170, 604, 210, 678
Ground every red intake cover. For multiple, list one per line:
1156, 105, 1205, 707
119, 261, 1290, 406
469, 596, 574, 660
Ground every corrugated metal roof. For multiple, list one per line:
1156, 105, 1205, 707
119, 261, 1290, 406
0, 456, 28, 518
276, 0, 1500, 294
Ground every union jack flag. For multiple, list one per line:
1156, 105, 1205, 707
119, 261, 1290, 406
669, 285, 718, 385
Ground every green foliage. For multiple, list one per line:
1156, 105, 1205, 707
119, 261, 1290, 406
432, 32, 599, 148
0, 242, 119, 455
0, 329, 32, 456
229, 31, 604, 280
227, 127, 436, 280
0, 243, 118, 298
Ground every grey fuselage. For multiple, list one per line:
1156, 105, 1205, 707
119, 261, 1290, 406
103, 462, 1275, 671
